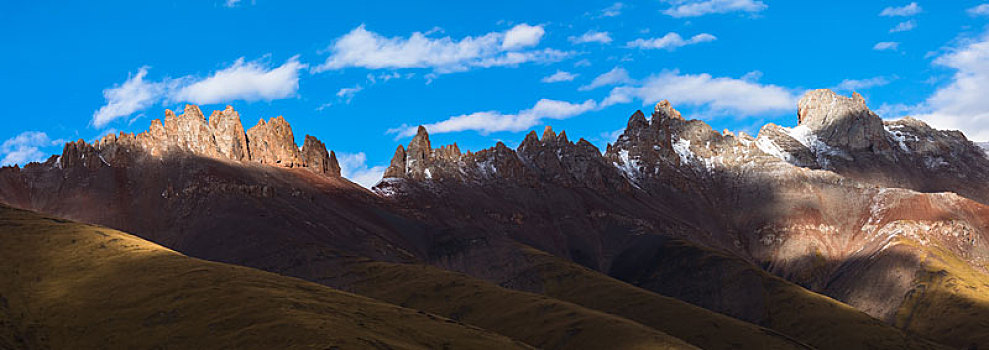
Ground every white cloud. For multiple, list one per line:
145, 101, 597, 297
336, 84, 364, 103
224, 0, 240, 7
874, 41, 900, 51
581, 67, 632, 90
337, 152, 387, 188
541, 70, 578, 83
389, 99, 598, 137
92, 56, 308, 127
661, 0, 767, 18
313, 24, 565, 74
569, 30, 613, 44
880, 2, 921, 17
171, 56, 307, 105
835, 76, 893, 91
600, 2, 625, 17
911, 30, 989, 140
1, 131, 60, 166
502, 24, 545, 50
889, 20, 916, 33
601, 70, 798, 117
876, 103, 913, 118
574, 59, 592, 67
92, 67, 166, 128
626, 32, 716, 50
969, 4, 989, 16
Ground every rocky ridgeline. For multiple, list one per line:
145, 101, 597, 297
381, 124, 631, 191
380, 89, 989, 203
52, 105, 340, 177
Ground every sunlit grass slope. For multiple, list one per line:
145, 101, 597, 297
629, 239, 948, 350
343, 259, 699, 350
0, 205, 529, 350
893, 238, 989, 348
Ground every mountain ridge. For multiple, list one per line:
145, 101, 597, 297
2, 88, 987, 348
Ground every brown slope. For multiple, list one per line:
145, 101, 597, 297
0, 204, 529, 350
336, 259, 699, 350
374, 128, 950, 349
609, 237, 947, 350
0, 129, 710, 349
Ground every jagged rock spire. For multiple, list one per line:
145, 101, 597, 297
301, 135, 341, 177
57, 105, 342, 177
542, 126, 556, 142
653, 100, 683, 122
796, 89, 890, 152
627, 110, 648, 131
383, 145, 407, 178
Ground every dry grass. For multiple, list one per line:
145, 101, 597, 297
894, 238, 989, 348
343, 260, 698, 350
514, 246, 813, 350
0, 205, 530, 350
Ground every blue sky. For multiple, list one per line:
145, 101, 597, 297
3, 1, 989, 186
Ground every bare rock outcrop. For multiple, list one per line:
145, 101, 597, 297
209, 106, 250, 161
51, 105, 340, 177
796, 89, 891, 153
301, 135, 340, 176
246, 116, 302, 168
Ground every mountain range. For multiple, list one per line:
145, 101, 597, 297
1, 89, 987, 349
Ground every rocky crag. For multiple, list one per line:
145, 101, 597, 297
56, 104, 340, 176
2, 89, 988, 349
375, 89, 989, 348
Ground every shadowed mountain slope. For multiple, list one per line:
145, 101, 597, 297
0, 204, 531, 350
3, 92, 987, 349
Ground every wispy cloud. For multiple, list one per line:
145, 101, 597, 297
337, 152, 387, 188
171, 56, 307, 105
388, 99, 598, 138
835, 76, 893, 91
879, 2, 921, 17
541, 70, 578, 83
1, 131, 62, 166
601, 69, 798, 117
312, 24, 568, 74
626, 32, 716, 50
580, 67, 632, 91
569, 30, 612, 44
968, 4, 989, 16
600, 2, 625, 17
661, 0, 767, 18
873, 41, 900, 51
889, 20, 916, 33
335, 84, 364, 103
92, 56, 307, 127
92, 67, 167, 128
910, 30, 989, 140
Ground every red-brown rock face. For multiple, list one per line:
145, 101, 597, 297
53, 105, 340, 177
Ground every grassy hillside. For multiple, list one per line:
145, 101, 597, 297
609, 238, 948, 350
513, 246, 812, 350
0, 205, 530, 350
341, 259, 700, 350
893, 238, 989, 348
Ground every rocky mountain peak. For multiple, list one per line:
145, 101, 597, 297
796, 89, 890, 152
627, 110, 649, 132
53, 106, 340, 177
541, 126, 557, 142
653, 100, 684, 122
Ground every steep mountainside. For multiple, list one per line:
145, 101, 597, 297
0, 105, 808, 350
2, 90, 987, 348
375, 89, 989, 348
0, 204, 531, 350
